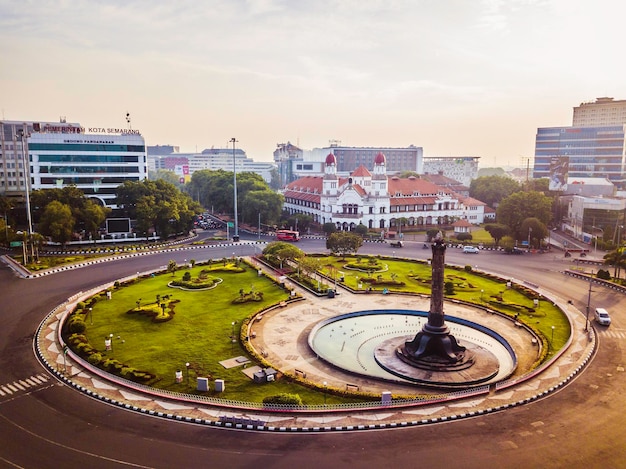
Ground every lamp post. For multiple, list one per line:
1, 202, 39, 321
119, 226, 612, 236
585, 271, 593, 332
480, 289, 484, 302
109, 333, 114, 351
89, 307, 93, 325
18, 129, 34, 263
230, 137, 239, 242
527, 226, 532, 252
592, 226, 604, 254
185, 362, 190, 385
323, 381, 327, 406
551, 326, 555, 342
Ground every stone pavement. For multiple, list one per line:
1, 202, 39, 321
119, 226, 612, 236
35, 275, 596, 432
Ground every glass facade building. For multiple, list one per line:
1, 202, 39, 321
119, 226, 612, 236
533, 126, 626, 186
29, 132, 147, 208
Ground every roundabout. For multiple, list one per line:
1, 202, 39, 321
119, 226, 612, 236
3, 238, 626, 468
33, 259, 594, 431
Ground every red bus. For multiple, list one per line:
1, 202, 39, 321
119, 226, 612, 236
276, 230, 300, 241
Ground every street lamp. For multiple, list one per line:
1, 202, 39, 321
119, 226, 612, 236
185, 362, 190, 385
230, 137, 239, 242
323, 381, 327, 406
527, 226, 532, 251
551, 326, 555, 342
585, 271, 593, 332
89, 307, 93, 325
480, 289, 484, 302
17, 129, 34, 263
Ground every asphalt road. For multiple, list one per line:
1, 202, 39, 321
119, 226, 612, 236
1, 235, 625, 468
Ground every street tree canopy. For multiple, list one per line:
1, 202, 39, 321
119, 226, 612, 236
470, 175, 521, 208
326, 231, 364, 257
38, 201, 74, 246
116, 179, 201, 238
496, 191, 552, 240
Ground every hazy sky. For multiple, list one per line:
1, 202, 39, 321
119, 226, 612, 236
1, 0, 625, 166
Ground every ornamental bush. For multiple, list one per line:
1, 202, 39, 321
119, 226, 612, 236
262, 393, 303, 406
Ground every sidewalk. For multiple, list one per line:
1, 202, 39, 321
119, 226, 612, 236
35, 270, 596, 431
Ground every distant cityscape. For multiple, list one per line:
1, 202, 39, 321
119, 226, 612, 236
2, 96, 626, 242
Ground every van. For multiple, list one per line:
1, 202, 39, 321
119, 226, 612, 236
594, 308, 611, 326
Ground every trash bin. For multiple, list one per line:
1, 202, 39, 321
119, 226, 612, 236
327, 290, 335, 298
233, 235, 240, 242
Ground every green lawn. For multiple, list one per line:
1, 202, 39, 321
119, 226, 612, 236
74, 261, 362, 405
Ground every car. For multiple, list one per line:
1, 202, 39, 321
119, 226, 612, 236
389, 241, 403, 248
462, 246, 479, 254
594, 308, 611, 326
506, 247, 524, 255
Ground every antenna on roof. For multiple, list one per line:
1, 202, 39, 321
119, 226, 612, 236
126, 112, 132, 130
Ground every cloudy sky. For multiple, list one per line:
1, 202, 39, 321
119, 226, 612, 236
1, 0, 625, 165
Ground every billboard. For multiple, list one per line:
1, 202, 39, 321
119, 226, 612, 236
106, 218, 131, 233
549, 156, 569, 191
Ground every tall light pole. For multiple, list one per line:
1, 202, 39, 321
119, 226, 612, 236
585, 271, 593, 332
230, 138, 239, 242
18, 129, 34, 263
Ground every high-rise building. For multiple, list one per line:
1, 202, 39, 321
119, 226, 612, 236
573, 97, 626, 127
533, 126, 625, 185
1, 119, 147, 208
29, 131, 147, 208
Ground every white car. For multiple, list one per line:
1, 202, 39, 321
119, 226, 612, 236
594, 308, 611, 326
463, 246, 479, 254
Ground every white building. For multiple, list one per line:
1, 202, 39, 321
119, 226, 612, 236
422, 156, 480, 187
283, 152, 486, 232
149, 147, 276, 184
29, 131, 147, 208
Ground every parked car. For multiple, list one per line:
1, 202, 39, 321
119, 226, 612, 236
506, 247, 524, 255
594, 308, 611, 326
462, 246, 479, 254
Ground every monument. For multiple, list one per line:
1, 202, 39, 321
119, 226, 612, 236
398, 232, 475, 370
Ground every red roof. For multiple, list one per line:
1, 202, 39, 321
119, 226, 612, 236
351, 165, 372, 177
388, 177, 451, 196
325, 152, 336, 165
374, 152, 386, 165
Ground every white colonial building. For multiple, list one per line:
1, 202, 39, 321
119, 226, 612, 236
283, 152, 486, 232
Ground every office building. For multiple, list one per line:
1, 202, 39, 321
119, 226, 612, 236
573, 97, 626, 127
28, 131, 147, 208
533, 126, 626, 185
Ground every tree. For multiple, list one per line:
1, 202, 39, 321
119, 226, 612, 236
326, 232, 364, 257
470, 175, 521, 208
496, 191, 552, 240
241, 190, 284, 226
484, 223, 510, 246
38, 201, 74, 247
520, 218, 548, 249
82, 200, 109, 242
263, 241, 304, 269
322, 223, 337, 236
354, 224, 368, 236
116, 179, 201, 238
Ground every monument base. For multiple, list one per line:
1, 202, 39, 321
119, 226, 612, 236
374, 337, 500, 388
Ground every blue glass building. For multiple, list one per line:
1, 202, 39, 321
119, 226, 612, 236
533, 126, 626, 186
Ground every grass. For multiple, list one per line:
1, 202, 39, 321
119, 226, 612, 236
76, 261, 361, 405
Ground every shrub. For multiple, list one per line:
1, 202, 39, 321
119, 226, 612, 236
263, 393, 303, 406
597, 269, 611, 280
68, 316, 86, 333
456, 232, 473, 241
444, 281, 455, 295
464, 265, 473, 272
182, 271, 191, 281
88, 353, 103, 365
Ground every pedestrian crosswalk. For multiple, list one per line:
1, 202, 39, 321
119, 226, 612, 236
597, 329, 626, 340
0, 374, 50, 399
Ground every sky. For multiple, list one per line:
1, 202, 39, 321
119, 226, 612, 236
2, 0, 626, 167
